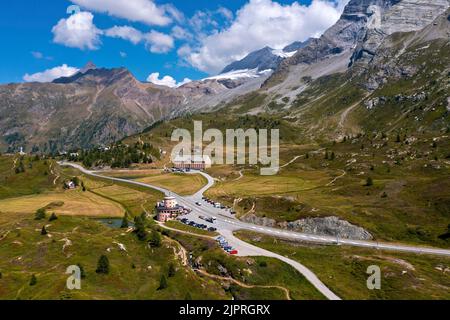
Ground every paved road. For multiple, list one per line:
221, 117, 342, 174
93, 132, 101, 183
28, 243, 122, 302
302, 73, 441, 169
59, 162, 450, 299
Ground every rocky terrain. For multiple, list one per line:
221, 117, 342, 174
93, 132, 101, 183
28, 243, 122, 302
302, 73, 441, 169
241, 214, 373, 240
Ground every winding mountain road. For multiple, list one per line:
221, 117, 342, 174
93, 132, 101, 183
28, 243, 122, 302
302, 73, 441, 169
59, 162, 450, 300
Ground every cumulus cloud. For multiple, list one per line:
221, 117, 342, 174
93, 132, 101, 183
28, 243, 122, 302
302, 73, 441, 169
104, 26, 143, 44
23, 64, 79, 83
144, 31, 174, 54
171, 26, 192, 41
52, 12, 102, 50
103, 25, 174, 53
184, 0, 350, 74
147, 72, 191, 88
70, 0, 172, 26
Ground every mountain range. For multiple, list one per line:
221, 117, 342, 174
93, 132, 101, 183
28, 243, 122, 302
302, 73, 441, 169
0, 0, 449, 153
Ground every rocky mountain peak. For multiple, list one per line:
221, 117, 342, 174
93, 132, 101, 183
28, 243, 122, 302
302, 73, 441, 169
80, 61, 97, 74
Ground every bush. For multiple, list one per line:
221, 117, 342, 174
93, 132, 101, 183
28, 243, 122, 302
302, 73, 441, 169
96, 255, 110, 274
35, 208, 46, 220
121, 213, 129, 229
168, 263, 176, 278
77, 263, 86, 279
149, 230, 162, 248
158, 275, 168, 290
259, 261, 268, 268
134, 216, 147, 241
365, 177, 374, 187
29, 274, 37, 286
48, 213, 58, 222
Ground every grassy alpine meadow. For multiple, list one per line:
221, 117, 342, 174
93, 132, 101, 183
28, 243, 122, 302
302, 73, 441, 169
235, 231, 450, 300
0, 155, 58, 200
0, 211, 228, 300
0, 190, 124, 218
100, 169, 208, 196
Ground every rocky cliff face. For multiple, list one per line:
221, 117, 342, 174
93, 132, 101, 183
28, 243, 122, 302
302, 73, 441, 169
241, 214, 373, 240
265, 0, 449, 87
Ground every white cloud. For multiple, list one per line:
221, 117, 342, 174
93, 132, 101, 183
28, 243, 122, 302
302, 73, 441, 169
217, 7, 233, 21
144, 31, 174, 54
31, 51, 43, 59
23, 64, 79, 83
162, 4, 185, 23
52, 12, 102, 50
70, 0, 172, 26
120, 51, 127, 58
172, 26, 192, 41
147, 72, 191, 88
102, 25, 174, 54
105, 26, 143, 44
184, 0, 349, 74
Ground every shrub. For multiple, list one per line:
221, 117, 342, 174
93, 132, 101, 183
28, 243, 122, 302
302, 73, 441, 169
149, 230, 162, 248
35, 208, 46, 220
158, 275, 168, 290
168, 263, 176, 278
48, 213, 58, 222
96, 255, 110, 274
29, 274, 37, 286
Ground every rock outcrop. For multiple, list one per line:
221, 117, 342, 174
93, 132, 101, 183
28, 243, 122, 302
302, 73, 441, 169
241, 214, 373, 240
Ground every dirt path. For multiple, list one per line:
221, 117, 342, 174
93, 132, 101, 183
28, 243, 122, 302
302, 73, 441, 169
280, 155, 303, 169
49, 163, 60, 185
326, 169, 346, 187
233, 169, 244, 181
12, 158, 18, 171
196, 269, 292, 300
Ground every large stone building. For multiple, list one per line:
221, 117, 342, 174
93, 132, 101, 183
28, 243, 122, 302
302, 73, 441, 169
156, 196, 185, 222
172, 155, 212, 171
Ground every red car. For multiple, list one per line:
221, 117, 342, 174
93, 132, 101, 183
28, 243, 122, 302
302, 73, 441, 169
229, 250, 238, 255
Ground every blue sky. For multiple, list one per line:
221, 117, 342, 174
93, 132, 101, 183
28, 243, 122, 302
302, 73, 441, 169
0, 0, 347, 85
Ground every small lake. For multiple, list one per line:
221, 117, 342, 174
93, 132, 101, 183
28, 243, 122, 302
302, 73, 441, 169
95, 218, 134, 229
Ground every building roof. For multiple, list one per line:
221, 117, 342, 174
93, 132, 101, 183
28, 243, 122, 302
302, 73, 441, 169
172, 154, 212, 164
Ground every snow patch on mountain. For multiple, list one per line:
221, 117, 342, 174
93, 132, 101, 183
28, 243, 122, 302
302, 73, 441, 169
205, 68, 272, 81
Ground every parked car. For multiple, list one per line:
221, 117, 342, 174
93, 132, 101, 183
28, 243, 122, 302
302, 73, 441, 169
208, 227, 217, 232
195, 202, 202, 206
229, 250, 238, 255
